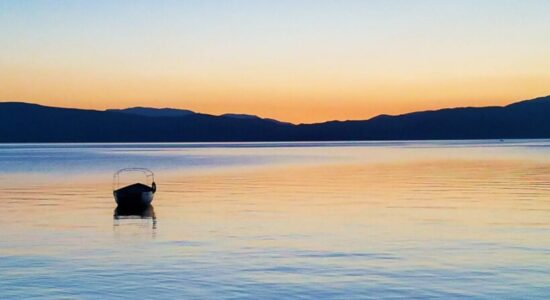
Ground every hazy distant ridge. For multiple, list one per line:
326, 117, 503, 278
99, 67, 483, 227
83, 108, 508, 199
1, 95, 550, 142
107, 107, 195, 117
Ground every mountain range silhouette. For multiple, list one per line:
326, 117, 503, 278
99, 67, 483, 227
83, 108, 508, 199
1, 95, 549, 142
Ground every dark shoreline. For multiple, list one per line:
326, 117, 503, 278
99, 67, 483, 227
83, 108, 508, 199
1, 95, 550, 142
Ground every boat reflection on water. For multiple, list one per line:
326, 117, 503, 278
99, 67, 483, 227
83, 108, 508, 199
114, 204, 156, 219
113, 204, 157, 232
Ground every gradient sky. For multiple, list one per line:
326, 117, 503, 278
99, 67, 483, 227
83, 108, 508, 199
1, 0, 550, 123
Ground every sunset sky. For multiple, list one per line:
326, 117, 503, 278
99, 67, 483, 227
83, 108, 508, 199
1, 0, 550, 123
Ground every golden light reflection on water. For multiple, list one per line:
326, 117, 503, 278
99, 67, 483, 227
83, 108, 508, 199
1, 144, 550, 297
3, 159, 550, 243
157, 160, 550, 247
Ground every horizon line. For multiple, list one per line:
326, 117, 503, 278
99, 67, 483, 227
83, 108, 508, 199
1, 93, 549, 125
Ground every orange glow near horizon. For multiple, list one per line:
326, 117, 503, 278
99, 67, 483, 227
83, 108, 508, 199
2, 67, 549, 123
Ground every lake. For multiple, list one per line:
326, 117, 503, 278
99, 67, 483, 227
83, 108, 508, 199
1, 141, 549, 299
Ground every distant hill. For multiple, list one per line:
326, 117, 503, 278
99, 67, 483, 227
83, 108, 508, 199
220, 113, 261, 120
107, 107, 195, 117
0, 102, 294, 142
221, 113, 291, 125
294, 95, 550, 140
1, 95, 550, 142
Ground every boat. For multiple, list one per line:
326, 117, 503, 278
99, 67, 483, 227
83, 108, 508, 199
113, 168, 156, 207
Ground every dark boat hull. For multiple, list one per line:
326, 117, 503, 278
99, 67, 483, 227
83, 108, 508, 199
113, 183, 154, 208
114, 191, 153, 207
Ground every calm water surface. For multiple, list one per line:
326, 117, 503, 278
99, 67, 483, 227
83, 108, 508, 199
1, 141, 549, 299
